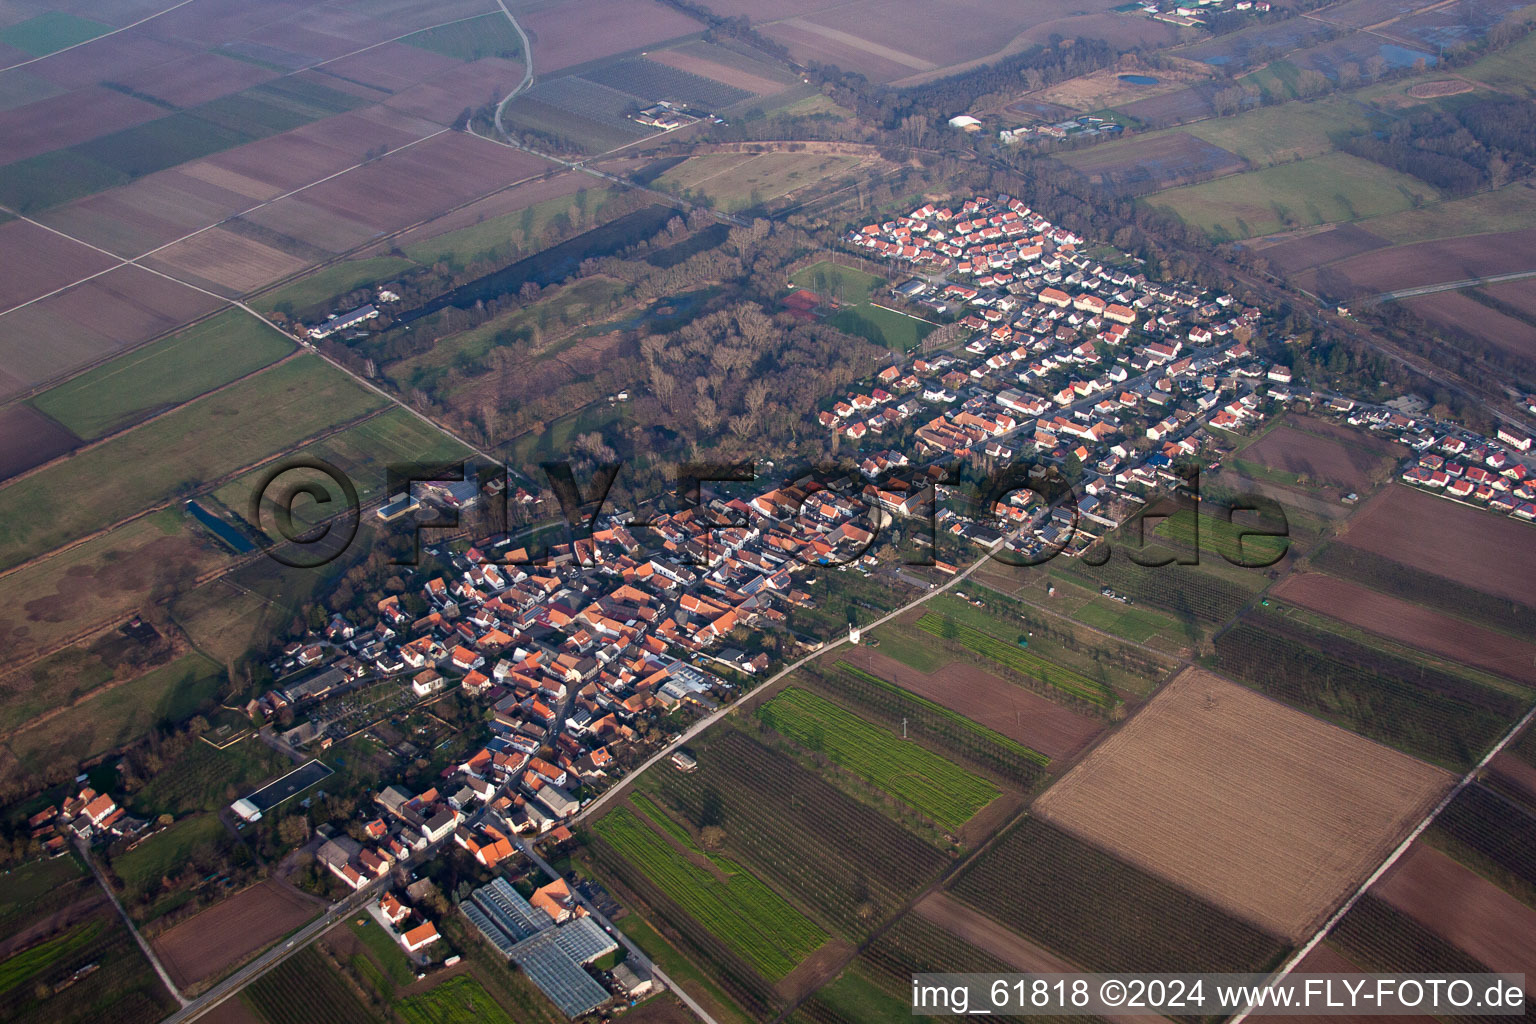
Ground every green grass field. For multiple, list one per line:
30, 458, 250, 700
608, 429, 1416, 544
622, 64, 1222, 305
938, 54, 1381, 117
10, 652, 225, 772
656, 153, 860, 213
252, 257, 416, 316
402, 12, 522, 61
1148, 151, 1440, 240
0, 354, 384, 570
1183, 96, 1372, 166
0, 921, 102, 995
212, 405, 471, 525
592, 807, 825, 979
400, 187, 622, 270
828, 302, 935, 352
399, 975, 517, 1024
1342, 179, 1536, 244
790, 260, 883, 303
916, 614, 1119, 708
111, 813, 226, 896
1462, 29, 1536, 96
1151, 508, 1291, 565
0, 11, 110, 55
1068, 592, 1183, 643
348, 916, 416, 987
31, 310, 295, 439
758, 688, 999, 829
0, 149, 131, 213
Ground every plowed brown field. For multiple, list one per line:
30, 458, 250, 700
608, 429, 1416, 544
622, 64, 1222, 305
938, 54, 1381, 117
1034, 668, 1449, 940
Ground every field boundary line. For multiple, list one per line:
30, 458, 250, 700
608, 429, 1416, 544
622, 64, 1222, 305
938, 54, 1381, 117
0, 0, 198, 72
1229, 697, 1536, 1024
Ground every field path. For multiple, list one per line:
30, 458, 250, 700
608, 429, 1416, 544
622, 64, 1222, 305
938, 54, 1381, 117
77, 840, 189, 1007
1364, 266, 1536, 305
491, 0, 536, 140
1229, 697, 1536, 1024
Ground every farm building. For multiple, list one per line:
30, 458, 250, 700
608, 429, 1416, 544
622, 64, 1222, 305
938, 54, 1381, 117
948, 115, 982, 131
307, 304, 378, 339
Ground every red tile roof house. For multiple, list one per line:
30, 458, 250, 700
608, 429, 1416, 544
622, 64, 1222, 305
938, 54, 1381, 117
401, 920, 439, 953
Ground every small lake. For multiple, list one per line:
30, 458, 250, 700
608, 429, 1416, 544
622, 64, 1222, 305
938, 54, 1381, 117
187, 500, 255, 554
1119, 74, 1160, 85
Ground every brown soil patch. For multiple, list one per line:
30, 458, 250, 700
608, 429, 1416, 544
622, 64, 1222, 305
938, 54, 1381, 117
1316, 226, 1536, 295
916, 890, 1078, 972
1268, 944, 1425, 1024
620, 994, 698, 1024
1376, 843, 1536, 977
152, 879, 323, 988
520, 0, 703, 74
0, 405, 80, 482
144, 226, 311, 297
1272, 572, 1536, 684
1034, 668, 1450, 941
1407, 79, 1474, 98
855, 646, 1103, 760
774, 937, 856, 1002
646, 48, 786, 96
1485, 751, 1536, 808
1400, 289, 1536, 362
1339, 483, 1536, 607
1243, 418, 1400, 491
1257, 223, 1390, 275
200, 996, 267, 1024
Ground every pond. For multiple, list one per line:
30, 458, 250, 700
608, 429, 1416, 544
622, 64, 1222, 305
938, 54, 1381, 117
186, 500, 255, 554
1119, 74, 1160, 85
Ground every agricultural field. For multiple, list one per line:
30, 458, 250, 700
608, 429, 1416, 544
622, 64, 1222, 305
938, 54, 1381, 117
129, 738, 288, 819
402, 12, 522, 61
951, 815, 1290, 974
591, 806, 826, 979
757, 687, 1000, 829
1371, 843, 1536, 978
1337, 484, 1536, 607
584, 58, 753, 109
1271, 572, 1536, 685
7, 652, 226, 774
0, 264, 224, 404
1062, 131, 1246, 196
516, 0, 704, 74
212, 406, 472, 527
399, 975, 518, 1024
110, 813, 228, 904
29, 310, 295, 440
251, 257, 416, 317
0, 354, 384, 570
648, 728, 950, 932
1212, 607, 1527, 769
915, 613, 1119, 708
0, 12, 110, 56
1238, 416, 1403, 491
819, 652, 1090, 767
655, 152, 865, 214
1426, 782, 1536, 903
1148, 151, 1440, 241
1034, 668, 1448, 939
152, 881, 322, 990
1296, 225, 1536, 298
1328, 894, 1496, 979
1147, 507, 1293, 566
0, 510, 230, 669
0, 906, 176, 1024
396, 182, 625, 269
1053, 549, 1262, 629
244, 947, 375, 1024
1312, 541, 1536, 640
